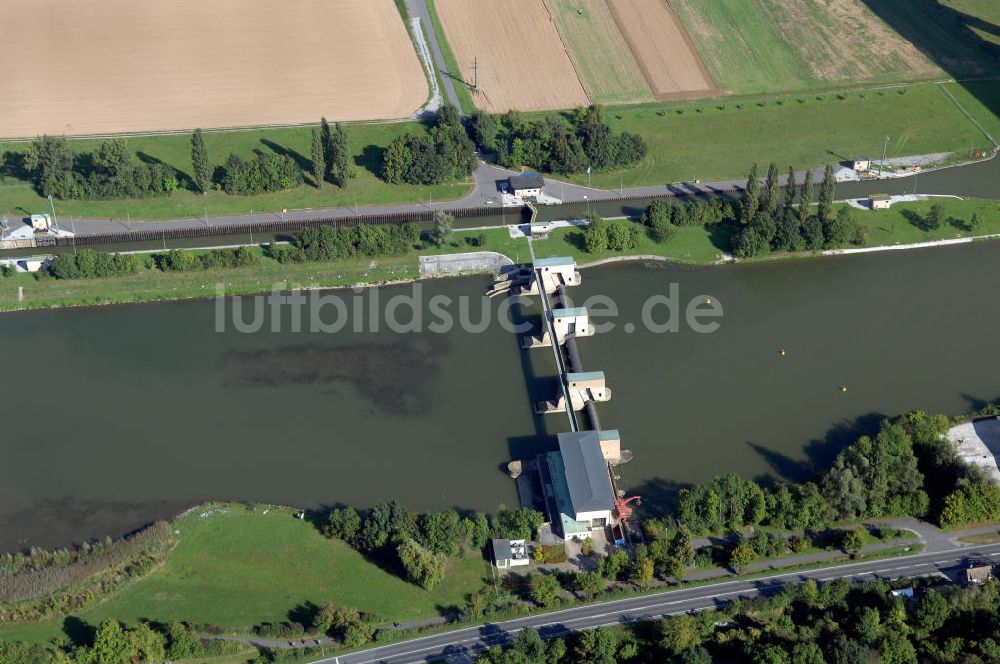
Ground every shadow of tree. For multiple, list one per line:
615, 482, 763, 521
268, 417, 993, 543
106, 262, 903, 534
357, 145, 386, 178
260, 139, 311, 175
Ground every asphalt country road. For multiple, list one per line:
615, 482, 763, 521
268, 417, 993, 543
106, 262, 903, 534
313, 542, 1000, 664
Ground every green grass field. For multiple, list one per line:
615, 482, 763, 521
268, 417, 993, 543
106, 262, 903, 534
543, 0, 652, 105
566, 84, 992, 189
670, 0, 999, 96
0, 122, 472, 221
0, 505, 488, 644
670, 0, 937, 94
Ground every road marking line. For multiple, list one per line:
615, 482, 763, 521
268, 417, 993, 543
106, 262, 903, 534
324, 542, 1000, 664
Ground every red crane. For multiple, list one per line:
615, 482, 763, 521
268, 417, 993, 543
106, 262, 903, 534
614, 495, 641, 522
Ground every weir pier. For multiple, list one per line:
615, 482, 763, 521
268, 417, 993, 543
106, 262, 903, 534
493, 252, 638, 545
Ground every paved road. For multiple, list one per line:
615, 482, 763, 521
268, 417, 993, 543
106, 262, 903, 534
313, 542, 1000, 664
15, 151, 998, 238
405, 0, 462, 113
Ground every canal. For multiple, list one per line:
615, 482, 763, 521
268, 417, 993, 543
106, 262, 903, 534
2, 238, 999, 551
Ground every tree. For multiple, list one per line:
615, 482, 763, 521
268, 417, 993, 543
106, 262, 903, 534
817, 163, 835, 226
600, 548, 630, 580
660, 614, 701, 654
762, 162, 781, 217
665, 526, 695, 581
924, 203, 943, 230
782, 166, 798, 213
880, 631, 917, 664
527, 572, 561, 607
330, 122, 354, 186
191, 128, 210, 193
841, 527, 866, 556
381, 136, 413, 184
166, 622, 202, 659
397, 538, 446, 589
23, 135, 78, 198
320, 117, 334, 178
791, 642, 825, 664
574, 571, 605, 597
583, 215, 609, 253
742, 163, 761, 223
327, 507, 361, 541
311, 128, 326, 188
89, 620, 134, 664
969, 212, 982, 230
799, 169, 814, 226
825, 206, 858, 248
129, 622, 166, 663
431, 210, 454, 247
728, 541, 757, 573
642, 200, 674, 243
855, 606, 882, 644
574, 627, 625, 664
914, 589, 949, 632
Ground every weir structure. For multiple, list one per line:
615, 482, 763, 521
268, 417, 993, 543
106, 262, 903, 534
494, 246, 638, 545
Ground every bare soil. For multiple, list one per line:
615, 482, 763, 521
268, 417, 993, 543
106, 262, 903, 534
0, 0, 428, 137
607, 0, 718, 99
435, 0, 589, 112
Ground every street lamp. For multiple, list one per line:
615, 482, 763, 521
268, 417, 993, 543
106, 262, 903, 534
47, 194, 59, 232
878, 136, 890, 178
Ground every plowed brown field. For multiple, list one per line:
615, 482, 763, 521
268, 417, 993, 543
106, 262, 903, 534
0, 0, 428, 137
435, 0, 589, 112
607, 0, 717, 99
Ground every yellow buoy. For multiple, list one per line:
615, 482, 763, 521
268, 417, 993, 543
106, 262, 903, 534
705, 297, 712, 305
779, 349, 787, 357
840, 386, 849, 393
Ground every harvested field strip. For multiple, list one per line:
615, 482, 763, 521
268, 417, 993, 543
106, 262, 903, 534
670, 0, 943, 95
435, 0, 589, 112
542, 0, 652, 105
0, 0, 427, 137
606, 0, 716, 99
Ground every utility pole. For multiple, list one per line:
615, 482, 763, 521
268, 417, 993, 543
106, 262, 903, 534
47, 194, 59, 233
71, 217, 77, 255
879, 135, 889, 178
473, 57, 479, 93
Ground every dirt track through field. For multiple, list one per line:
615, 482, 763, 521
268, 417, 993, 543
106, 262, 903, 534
607, 0, 717, 99
435, 0, 589, 112
0, 0, 428, 137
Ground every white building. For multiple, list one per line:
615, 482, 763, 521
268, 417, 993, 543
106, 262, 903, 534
30, 214, 52, 231
508, 173, 544, 199
491, 538, 530, 568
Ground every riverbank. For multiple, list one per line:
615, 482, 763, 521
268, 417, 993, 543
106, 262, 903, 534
2, 198, 998, 312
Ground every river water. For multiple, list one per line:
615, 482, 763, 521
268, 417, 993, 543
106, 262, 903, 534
2, 239, 999, 550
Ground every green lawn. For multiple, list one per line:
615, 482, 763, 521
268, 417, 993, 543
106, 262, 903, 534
563, 84, 992, 188
0, 505, 488, 644
0, 122, 472, 221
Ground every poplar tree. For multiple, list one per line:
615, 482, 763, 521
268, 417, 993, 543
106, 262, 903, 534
799, 169, 814, 226
782, 166, 798, 213
320, 117, 333, 179
311, 128, 326, 188
330, 122, 354, 187
762, 162, 780, 217
741, 163, 760, 224
190, 128, 210, 193
817, 163, 836, 227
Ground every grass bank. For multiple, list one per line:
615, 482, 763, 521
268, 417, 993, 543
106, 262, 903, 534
0, 504, 488, 645
0, 121, 472, 221
569, 83, 994, 189
3, 198, 998, 312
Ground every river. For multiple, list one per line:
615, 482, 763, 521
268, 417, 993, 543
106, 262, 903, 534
2, 240, 999, 551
